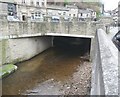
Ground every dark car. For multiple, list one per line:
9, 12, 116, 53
112, 31, 120, 51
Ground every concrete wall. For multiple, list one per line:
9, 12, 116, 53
0, 39, 2, 66
1, 36, 52, 64
91, 29, 118, 95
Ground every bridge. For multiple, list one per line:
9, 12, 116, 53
0, 16, 119, 95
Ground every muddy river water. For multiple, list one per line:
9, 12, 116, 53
2, 47, 91, 95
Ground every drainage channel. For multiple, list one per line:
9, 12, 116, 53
2, 37, 92, 95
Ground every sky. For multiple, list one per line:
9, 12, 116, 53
102, 0, 120, 11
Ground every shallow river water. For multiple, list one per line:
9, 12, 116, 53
2, 47, 91, 95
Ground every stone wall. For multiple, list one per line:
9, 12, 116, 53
1, 37, 53, 64
0, 17, 99, 37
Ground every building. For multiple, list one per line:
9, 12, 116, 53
66, 5, 78, 19
46, 4, 79, 22
47, 5, 69, 17
14, 0, 47, 8
14, 0, 47, 21
0, 0, 96, 22
0, 0, 18, 21
78, 8, 96, 21
111, 8, 118, 22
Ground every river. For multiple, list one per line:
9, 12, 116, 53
2, 47, 91, 95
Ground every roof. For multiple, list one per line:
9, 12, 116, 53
66, 5, 78, 9
47, 5, 69, 11
78, 9, 91, 13
0, 0, 15, 3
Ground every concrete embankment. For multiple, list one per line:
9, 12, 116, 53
91, 29, 118, 95
1, 36, 53, 65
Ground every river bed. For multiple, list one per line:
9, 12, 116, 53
2, 47, 91, 95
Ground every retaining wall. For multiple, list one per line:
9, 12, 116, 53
91, 29, 118, 95
0, 16, 101, 37
1, 37, 53, 65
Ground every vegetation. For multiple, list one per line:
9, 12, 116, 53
0, 64, 17, 79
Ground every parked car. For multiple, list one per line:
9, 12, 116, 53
112, 31, 120, 51
7, 16, 20, 21
64, 16, 70, 21
51, 16, 60, 22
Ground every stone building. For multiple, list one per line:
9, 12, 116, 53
14, 0, 47, 21
47, 6, 69, 17
78, 8, 96, 21
66, 5, 78, 19
0, 0, 17, 20
46, 4, 78, 21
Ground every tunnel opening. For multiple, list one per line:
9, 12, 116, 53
53, 36, 91, 57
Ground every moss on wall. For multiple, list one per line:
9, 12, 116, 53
0, 64, 17, 79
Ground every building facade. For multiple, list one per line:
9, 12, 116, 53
78, 8, 96, 21
14, 0, 47, 21
0, 0, 97, 22
0, 0, 17, 16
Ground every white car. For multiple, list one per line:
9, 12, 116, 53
7, 16, 20, 21
51, 16, 60, 22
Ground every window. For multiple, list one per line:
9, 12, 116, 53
36, 2, 39, 6
42, 2, 44, 6
31, 13, 34, 19
8, 3, 16, 16
69, 14, 71, 16
34, 12, 42, 18
30, 1, 34, 5
35, 12, 37, 16
58, 13, 61, 15
22, 0, 25, 4
38, 12, 41, 17
22, 15, 26, 21
81, 13, 82, 16
63, 12, 66, 15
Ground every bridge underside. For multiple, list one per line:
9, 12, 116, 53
8, 33, 94, 39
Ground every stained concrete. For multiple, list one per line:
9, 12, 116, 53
2, 37, 53, 64
91, 29, 118, 95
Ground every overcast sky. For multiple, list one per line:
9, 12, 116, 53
102, 0, 120, 11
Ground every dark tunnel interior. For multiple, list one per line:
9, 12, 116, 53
53, 36, 91, 56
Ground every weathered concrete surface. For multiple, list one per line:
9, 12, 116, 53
91, 29, 118, 95
2, 37, 52, 64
